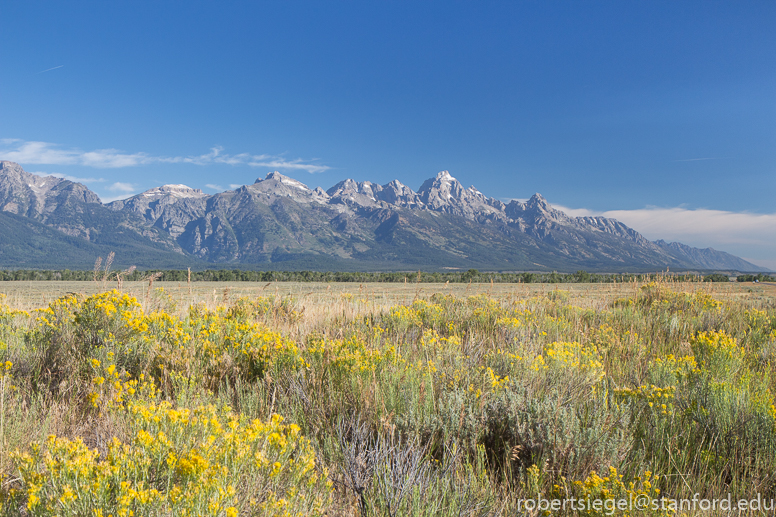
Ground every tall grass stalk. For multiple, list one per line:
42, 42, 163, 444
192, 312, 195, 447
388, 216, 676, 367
0, 282, 774, 515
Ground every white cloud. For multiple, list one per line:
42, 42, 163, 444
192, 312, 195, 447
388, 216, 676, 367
99, 196, 126, 203
181, 146, 331, 173
0, 140, 330, 173
554, 203, 776, 270
47, 172, 105, 183
107, 182, 136, 193
0, 140, 154, 168
229, 184, 244, 190
205, 184, 224, 191
246, 159, 329, 173
98, 182, 138, 203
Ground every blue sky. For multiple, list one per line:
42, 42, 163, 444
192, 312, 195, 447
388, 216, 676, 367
1, 1, 774, 268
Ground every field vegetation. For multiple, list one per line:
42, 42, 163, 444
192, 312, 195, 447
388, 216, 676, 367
0, 267, 760, 284
0, 279, 775, 516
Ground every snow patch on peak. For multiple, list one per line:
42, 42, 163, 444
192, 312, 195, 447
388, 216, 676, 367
140, 184, 207, 198
282, 177, 310, 191
263, 171, 310, 191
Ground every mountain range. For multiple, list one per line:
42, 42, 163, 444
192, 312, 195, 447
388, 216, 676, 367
0, 161, 766, 272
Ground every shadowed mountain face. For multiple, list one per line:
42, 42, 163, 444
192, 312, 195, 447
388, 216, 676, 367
0, 161, 767, 272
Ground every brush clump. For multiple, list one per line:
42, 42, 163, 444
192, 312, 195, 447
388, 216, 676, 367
0, 280, 775, 516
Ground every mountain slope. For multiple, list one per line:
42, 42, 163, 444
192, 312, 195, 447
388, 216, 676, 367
0, 161, 101, 223
0, 210, 201, 269
654, 240, 762, 272
0, 161, 767, 272
0, 162, 204, 268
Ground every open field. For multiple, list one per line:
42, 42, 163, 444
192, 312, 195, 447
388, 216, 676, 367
1, 281, 776, 515
1, 279, 774, 313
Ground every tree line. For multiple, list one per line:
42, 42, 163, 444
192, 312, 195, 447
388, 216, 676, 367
0, 268, 755, 283
736, 273, 776, 282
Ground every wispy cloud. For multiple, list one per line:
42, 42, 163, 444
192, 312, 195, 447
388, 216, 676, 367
0, 139, 154, 168
229, 184, 244, 190
107, 182, 136, 194
47, 172, 105, 183
183, 146, 331, 173
97, 182, 138, 203
35, 65, 64, 74
205, 184, 224, 191
554, 203, 776, 270
0, 139, 330, 173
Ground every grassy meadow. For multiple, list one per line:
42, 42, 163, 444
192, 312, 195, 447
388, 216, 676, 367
0, 279, 775, 516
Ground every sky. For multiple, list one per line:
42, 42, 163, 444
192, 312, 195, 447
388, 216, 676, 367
1, 1, 774, 269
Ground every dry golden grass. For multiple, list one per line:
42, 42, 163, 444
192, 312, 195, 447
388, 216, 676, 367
2, 279, 773, 349
2, 278, 772, 312
2, 278, 776, 516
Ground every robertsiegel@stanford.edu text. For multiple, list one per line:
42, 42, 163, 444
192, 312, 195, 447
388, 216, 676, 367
516, 492, 775, 514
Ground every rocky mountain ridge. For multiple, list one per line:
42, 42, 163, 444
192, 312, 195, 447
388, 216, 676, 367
0, 161, 101, 221
0, 161, 766, 271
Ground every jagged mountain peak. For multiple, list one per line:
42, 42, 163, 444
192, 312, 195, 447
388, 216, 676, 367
0, 161, 98, 200
0, 161, 101, 218
419, 170, 461, 189
0, 162, 767, 272
139, 184, 208, 199
417, 171, 492, 205
326, 178, 359, 194
258, 171, 311, 190
106, 182, 209, 239
327, 179, 383, 208
327, 178, 379, 195
385, 179, 410, 189
516, 193, 575, 225
528, 193, 547, 204
244, 170, 321, 204
524, 193, 553, 213
437, 170, 454, 181
109, 184, 208, 208
1, 160, 65, 189
416, 170, 501, 219
376, 179, 423, 208
0, 160, 28, 177
418, 171, 463, 202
